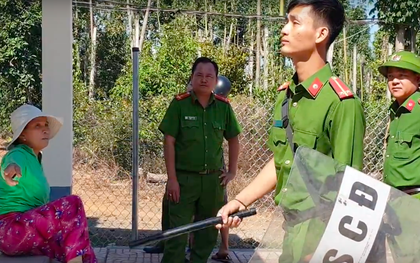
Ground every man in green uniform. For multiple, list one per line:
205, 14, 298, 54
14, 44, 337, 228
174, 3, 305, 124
144, 77, 234, 260
379, 51, 420, 194
216, 0, 366, 262
378, 51, 420, 262
159, 57, 241, 263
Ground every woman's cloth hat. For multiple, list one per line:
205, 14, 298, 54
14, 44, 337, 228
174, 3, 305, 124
7, 104, 63, 150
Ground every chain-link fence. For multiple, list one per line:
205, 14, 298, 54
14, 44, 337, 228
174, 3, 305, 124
71, 93, 391, 248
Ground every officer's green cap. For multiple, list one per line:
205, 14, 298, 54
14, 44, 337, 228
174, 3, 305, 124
378, 51, 420, 77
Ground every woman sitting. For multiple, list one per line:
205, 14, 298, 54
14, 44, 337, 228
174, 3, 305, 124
0, 104, 97, 263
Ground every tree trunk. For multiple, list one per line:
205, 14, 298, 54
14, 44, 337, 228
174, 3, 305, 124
395, 25, 405, 52
352, 45, 357, 94
226, 0, 236, 52
279, 0, 285, 16
157, 0, 161, 32
360, 56, 364, 102
74, 9, 81, 75
223, 3, 227, 52
410, 28, 417, 52
204, 0, 208, 39
386, 43, 393, 100
343, 26, 348, 84
138, 0, 152, 54
263, 25, 269, 90
209, 4, 213, 41
226, 21, 234, 51
248, 20, 254, 95
127, 0, 132, 49
88, 0, 96, 101
255, 0, 261, 88
133, 16, 139, 48
327, 41, 335, 68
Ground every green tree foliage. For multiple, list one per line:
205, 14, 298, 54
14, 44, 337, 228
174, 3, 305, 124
371, 0, 420, 31
0, 0, 42, 135
370, 0, 420, 47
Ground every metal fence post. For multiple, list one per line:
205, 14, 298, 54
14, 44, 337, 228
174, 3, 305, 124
132, 46, 140, 241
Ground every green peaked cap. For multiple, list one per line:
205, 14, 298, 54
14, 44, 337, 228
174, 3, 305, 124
378, 51, 420, 77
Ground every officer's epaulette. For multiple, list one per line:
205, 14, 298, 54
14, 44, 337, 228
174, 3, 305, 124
175, 92, 191, 101
215, 94, 230, 103
277, 81, 290, 92
329, 77, 354, 99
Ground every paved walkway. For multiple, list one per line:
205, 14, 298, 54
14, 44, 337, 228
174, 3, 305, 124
104, 248, 254, 263
1, 248, 255, 263
1, 247, 397, 263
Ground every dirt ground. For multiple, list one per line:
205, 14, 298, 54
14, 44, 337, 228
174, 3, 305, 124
72, 164, 276, 248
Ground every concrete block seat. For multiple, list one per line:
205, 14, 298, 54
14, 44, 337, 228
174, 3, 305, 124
0, 252, 59, 263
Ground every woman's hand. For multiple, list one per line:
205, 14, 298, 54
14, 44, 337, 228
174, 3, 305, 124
2, 163, 22, 186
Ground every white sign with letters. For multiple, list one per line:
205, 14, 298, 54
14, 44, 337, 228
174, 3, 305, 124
309, 166, 391, 263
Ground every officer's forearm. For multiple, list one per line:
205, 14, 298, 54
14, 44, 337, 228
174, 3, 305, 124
227, 136, 240, 175
235, 158, 277, 207
163, 135, 177, 181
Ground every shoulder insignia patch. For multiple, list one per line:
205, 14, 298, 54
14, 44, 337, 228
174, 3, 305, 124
308, 78, 323, 97
215, 94, 230, 103
277, 81, 290, 92
406, 99, 415, 112
329, 77, 354, 99
175, 92, 191, 101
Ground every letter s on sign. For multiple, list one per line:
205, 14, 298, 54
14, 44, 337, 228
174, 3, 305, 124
323, 249, 354, 263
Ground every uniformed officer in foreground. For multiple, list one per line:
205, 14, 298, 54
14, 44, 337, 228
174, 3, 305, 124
159, 57, 241, 263
379, 51, 420, 261
216, 0, 366, 262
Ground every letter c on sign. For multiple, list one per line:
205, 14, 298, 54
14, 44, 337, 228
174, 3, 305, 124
338, 215, 368, 242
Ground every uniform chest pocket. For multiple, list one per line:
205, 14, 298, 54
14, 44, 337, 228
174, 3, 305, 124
212, 121, 225, 140
270, 127, 287, 147
181, 120, 200, 140
394, 132, 414, 159
293, 129, 317, 149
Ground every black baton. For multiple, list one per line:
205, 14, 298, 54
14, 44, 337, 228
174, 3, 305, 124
128, 208, 257, 248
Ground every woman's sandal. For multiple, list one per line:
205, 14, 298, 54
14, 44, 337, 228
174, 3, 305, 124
211, 252, 232, 263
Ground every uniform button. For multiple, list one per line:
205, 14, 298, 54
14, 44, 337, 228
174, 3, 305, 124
395, 117, 399, 119
204, 123, 207, 125
205, 164, 207, 167
285, 160, 291, 165
386, 155, 390, 158
313, 84, 319, 89
292, 102, 298, 107
282, 188, 288, 193
205, 136, 207, 139
206, 150, 208, 152
391, 136, 394, 139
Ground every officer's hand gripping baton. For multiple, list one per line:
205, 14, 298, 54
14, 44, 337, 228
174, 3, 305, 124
128, 208, 257, 248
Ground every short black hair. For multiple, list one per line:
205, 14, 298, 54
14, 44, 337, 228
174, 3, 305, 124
191, 57, 219, 76
287, 0, 345, 47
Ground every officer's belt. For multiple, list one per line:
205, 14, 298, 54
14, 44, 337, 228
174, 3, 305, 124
176, 169, 222, 175
396, 185, 420, 195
